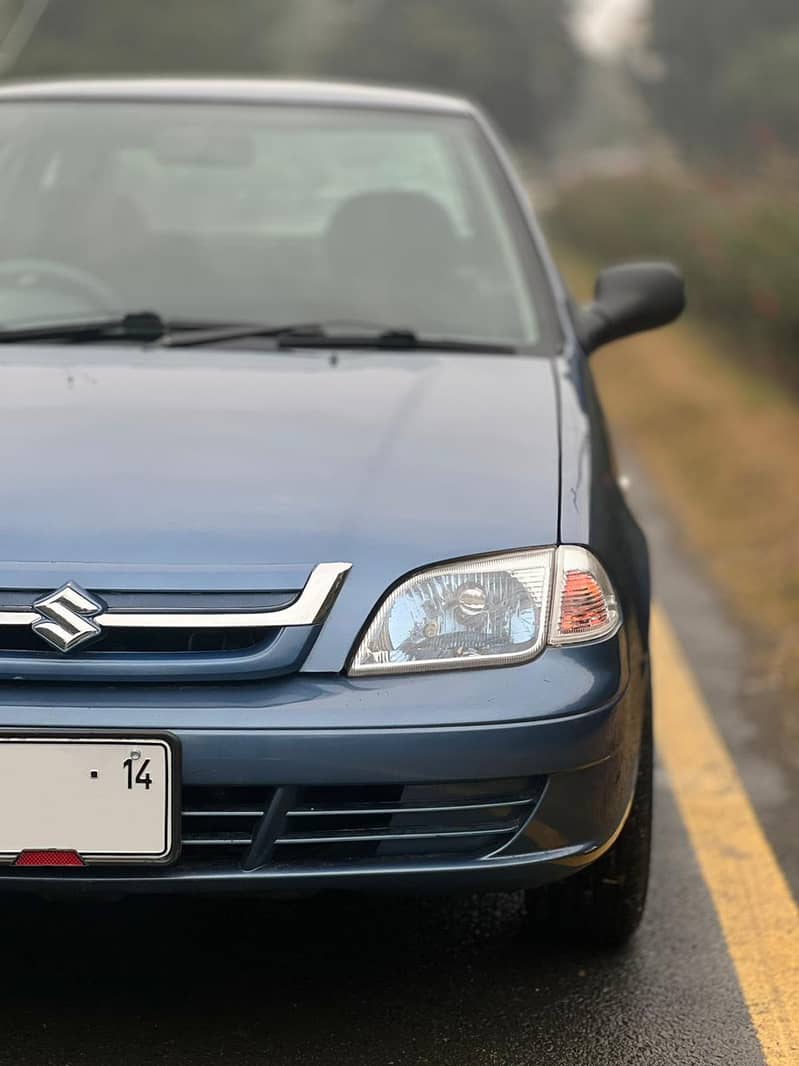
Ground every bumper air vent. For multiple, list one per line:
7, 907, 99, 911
271, 778, 547, 867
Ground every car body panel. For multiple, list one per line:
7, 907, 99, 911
555, 348, 651, 650
0, 637, 624, 732
0, 349, 561, 673
0, 78, 474, 115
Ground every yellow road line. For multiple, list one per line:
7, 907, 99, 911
652, 605, 799, 1066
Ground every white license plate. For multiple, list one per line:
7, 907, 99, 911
0, 735, 178, 865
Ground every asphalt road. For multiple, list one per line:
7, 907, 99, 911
0, 461, 795, 1066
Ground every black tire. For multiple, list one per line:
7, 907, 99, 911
525, 698, 653, 949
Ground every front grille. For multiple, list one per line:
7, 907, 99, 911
0, 625, 276, 656
0, 589, 295, 656
1, 779, 545, 878
272, 778, 547, 867
0, 591, 297, 611
0, 564, 347, 681
181, 785, 275, 865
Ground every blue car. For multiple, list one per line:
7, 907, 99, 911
0, 79, 683, 945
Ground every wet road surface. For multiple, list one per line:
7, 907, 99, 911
0, 781, 768, 1066
0, 462, 795, 1066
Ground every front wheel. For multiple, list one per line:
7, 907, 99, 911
525, 699, 653, 949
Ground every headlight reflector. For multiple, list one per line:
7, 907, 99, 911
349, 550, 555, 676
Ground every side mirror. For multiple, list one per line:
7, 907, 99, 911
575, 261, 685, 354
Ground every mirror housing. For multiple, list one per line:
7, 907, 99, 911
575, 261, 685, 354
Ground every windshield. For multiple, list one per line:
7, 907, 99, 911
0, 100, 555, 348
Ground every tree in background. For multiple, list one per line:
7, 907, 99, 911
715, 27, 799, 154
292, 0, 583, 150
3, 0, 584, 152
641, 0, 799, 160
7, 0, 288, 76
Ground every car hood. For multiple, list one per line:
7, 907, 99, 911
0, 347, 560, 663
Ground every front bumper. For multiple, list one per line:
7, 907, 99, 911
0, 635, 647, 897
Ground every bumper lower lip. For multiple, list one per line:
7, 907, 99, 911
0, 838, 605, 898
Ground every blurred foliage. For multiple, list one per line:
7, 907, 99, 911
716, 29, 799, 153
313, 0, 581, 148
8, 0, 285, 74
547, 169, 799, 384
4, 0, 583, 149
643, 0, 799, 160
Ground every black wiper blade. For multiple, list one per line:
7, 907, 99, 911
0, 311, 167, 344
285, 329, 519, 354
162, 322, 517, 354
161, 321, 326, 349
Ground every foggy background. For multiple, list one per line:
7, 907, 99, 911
1, 0, 796, 371
0, 0, 796, 704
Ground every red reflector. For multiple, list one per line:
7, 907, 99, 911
14, 849, 85, 868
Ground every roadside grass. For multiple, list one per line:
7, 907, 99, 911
555, 246, 799, 713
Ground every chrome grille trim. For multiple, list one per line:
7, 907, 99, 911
286, 799, 534, 817
181, 785, 276, 860
275, 827, 515, 845
0, 614, 38, 624
0, 562, 351, 630
271, 779, 548, 866
183, 810, 265, 819
185, 837, 254, 847
0, 590, 298, 611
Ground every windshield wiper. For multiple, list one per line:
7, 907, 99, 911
162, 322, 518, 354
0, 314, 518, 354
0, 311, 167, 344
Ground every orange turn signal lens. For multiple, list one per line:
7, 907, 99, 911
558, 570, 610, 635
549, 547, 620, 646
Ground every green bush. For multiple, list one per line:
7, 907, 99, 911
546, 171, 799, 379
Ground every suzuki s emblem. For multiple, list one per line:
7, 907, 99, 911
31, 583, 105, 653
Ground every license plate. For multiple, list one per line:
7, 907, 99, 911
0, 734, 179, 865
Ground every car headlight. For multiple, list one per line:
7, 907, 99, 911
349, 546, 621, 677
